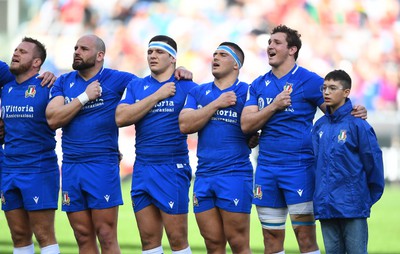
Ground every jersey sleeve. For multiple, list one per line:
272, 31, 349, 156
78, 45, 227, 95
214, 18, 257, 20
0, 60, 14, 87
305, 74, 325, 108
113, 71, 137, 95
119, 78, 138, 105
183, 86, 198, 110
244, 77, 261, 107
48, 75, 65, 101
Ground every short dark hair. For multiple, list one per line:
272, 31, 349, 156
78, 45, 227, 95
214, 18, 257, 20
324, 69, 352, 89
22, 37, 46, 67
271, 25, 302, 60
219, 41, 245, 66
149, 35, 177, 52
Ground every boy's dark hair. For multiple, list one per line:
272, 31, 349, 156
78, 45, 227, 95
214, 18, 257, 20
149, 35, 177, 52
22, 37, 46, 67
271, 25, 302, 60
219, 41, 245, 65
324, 69, 352, 89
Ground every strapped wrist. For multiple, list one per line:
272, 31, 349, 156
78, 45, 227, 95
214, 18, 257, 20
77, 92, 89, 106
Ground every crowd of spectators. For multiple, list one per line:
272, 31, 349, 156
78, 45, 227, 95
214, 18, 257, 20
16, 0, 400, 111
8, 0, 400, 176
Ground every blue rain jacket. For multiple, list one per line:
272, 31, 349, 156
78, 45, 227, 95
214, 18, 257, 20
312, 99, 384, 219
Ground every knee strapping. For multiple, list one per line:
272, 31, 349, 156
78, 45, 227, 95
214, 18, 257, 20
257, 206, 288, 229
288, 201, 315, 227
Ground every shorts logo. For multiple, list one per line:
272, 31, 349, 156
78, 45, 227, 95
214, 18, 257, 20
254, 185, 263, 199
1, 191, 5, 205
62, 191, 70, 206
338, 130, 347, 143
233, 198, 239, 206
33, 196, 39, 204
297, 189, 303, 197
193, 193, 199, 207
104, 195, 110, 202
25, 85, 37, 98
169, 201, 174, 209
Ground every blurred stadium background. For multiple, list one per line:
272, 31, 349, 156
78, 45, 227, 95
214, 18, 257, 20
0, 0, 399, 181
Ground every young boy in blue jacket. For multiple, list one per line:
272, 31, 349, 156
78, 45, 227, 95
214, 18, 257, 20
311, 69, 385, 254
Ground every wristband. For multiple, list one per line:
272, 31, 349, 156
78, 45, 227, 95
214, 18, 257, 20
77, 92, 89, 106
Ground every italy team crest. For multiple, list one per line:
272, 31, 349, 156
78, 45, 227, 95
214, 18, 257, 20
283, 83, 293, 94
254, 185, 263, 199
338, 129, 347, 143
25, 85, 37, 98
1, 191, 5, 205
62, 191, 70, 205
193, 193, 199, 207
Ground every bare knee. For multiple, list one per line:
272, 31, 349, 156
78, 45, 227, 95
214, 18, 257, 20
96, 224, 118, 249
33, 226, 56, 247
10, 229, 33, 247
166, 230, 189, 250
202, 236, 226, 254
225, 226, 250, 253
73, 226, 96, 245
227, 236, 250, 254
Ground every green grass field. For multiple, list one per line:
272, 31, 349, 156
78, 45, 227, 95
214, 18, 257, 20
1, 180, 399, 254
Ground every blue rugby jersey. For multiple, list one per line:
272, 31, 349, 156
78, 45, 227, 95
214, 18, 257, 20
119, 74, 197, 164
1, 74, 57, 173
184, 80, 253, 176
245, 65, 325, 166
49, 68, 136, 163
0, 61, 14, 86
0, 60, 14, 165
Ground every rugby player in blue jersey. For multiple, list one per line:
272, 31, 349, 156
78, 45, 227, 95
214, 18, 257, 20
1, 37, 60, 254
116, 35, 197, 254
0, 60, 56, 162
241, 25, 367, 254
179, 42, 256, 254
46, 34, 192, 254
